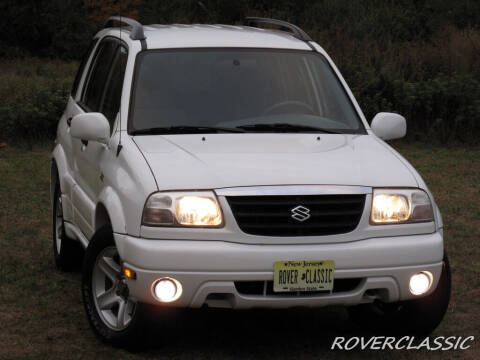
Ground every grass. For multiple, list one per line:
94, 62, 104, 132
0, 142, 478, 359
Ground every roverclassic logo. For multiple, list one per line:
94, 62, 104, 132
331, 336, 475, 351
291, 205, 311, 222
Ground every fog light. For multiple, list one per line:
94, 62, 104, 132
409, 272, 432, 295
153, 277, 182, 302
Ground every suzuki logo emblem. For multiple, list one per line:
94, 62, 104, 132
291, 205, 311, 222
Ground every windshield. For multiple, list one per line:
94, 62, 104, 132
129, 49, 365, 134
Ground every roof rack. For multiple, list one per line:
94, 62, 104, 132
245, 17, 312, 42
104, 16, 146, 40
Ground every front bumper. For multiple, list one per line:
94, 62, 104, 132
115, 231, 443, 309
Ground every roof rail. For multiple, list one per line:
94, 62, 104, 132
245, 17, 312, 42
104, 16, 146, 40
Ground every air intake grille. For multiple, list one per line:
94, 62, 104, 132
234, 278, 363, 296
226, 194, 366, 236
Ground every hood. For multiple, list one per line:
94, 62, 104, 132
133, 134, 417, 190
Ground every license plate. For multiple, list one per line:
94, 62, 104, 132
273, 260, 334, 292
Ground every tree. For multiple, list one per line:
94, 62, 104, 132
84, 0, 142, 26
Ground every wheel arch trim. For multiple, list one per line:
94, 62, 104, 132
96, 187, 127, 235
51, 144, 76, 221
51, 144, 67, 203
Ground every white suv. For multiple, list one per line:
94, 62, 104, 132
51, 16, 450, 346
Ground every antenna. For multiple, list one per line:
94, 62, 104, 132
117, 14, 123, 157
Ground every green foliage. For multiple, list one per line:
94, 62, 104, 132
0, 60, 76, 143
352, 72, 480, 143
0, 0, 479, 144
0, 0, 92, 59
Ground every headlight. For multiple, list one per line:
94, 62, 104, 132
371, 188, 433, 224
176, 196, 222, 226
142, 191, 223, 227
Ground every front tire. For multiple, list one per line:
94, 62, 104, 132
82, 226, 147, 347
348, 254, 451, 335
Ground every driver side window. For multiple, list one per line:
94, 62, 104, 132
101, 46, 128, 132
80, 38, 128, 134
81, 40, 116, 112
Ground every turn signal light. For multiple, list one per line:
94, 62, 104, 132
122, 267, 136, 279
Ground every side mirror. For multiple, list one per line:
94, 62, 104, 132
371, 112, 406, 140
70, 113, 110, 144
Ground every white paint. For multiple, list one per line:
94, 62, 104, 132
51, 23, 444, 311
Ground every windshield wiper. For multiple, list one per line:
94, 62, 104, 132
131, 125, 245, 135
235, 123, 342, 134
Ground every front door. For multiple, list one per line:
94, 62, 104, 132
72, 38, 128, 237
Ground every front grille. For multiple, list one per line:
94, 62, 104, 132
235, 278, 362, 297
226, 194, 366, 236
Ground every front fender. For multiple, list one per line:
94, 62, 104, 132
97, 186, 127, 234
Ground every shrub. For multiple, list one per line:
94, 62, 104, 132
0, 59, 76, 143
316, 26, 480, 144
1, 1, 479, 145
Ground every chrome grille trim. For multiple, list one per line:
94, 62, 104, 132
216, 185, 371, 197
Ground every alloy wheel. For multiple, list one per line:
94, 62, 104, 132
92, 246, 136, 330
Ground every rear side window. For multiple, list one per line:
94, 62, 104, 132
82, 40, 117, 111
71, 39, 98, 98
101, 46, 128, 131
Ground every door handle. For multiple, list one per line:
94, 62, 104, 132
67, 117, 73, 127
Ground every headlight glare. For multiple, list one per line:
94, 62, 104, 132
371, 194, 410, 223
371, 189, 433, 224
175, 196, 222, 226
142, 191, 223, 227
